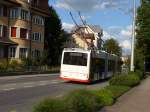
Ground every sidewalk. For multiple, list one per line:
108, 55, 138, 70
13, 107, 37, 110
100, 76, 150, 112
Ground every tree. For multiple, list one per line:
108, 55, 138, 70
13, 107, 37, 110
136, 0, 150, 70
44, 6, 66, 66
103, 38, 122, 56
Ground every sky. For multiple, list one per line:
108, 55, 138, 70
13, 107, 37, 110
48, 0, 141, 56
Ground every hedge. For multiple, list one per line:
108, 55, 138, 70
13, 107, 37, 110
64, 89, 102, 112
33, 98, 66, 112
105, 85, 130, 99
109, 74, 140, 87
92, 88, 114, 106
33, 87, 131, 112
129, 70, 144, 79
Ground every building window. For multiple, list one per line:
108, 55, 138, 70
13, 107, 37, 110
32, 32, 42, 42
0, 25, 7, 37
32, 50, 41, 57
19, 48, 27, 58
21, 10, 28, 20
0, 47, 4, 58
20, 28, 28, 39
28, 0, 31, 3
32, 0, 39, 7
11, 27, 17, 37
33, 16, 44, 25
0, 25, 2, 37
10, 8, 18, 19
9, 47, 16, 58
3, 26, 7, 37
3, 6, 7, 17
0, 7, 3, 16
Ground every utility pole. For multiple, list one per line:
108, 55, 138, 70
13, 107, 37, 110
130, 0, 136, 71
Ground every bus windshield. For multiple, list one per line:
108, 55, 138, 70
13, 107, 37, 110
63, 52, 88, 66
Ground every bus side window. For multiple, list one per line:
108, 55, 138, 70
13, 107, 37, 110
99, 58, 105, 73
108, 60, 115, 72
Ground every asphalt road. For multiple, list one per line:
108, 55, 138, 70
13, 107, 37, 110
0, 73, 108, 112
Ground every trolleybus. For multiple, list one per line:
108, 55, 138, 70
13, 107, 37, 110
60, 48, 120, 83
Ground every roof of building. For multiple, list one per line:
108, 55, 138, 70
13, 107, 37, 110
72, 25, 102, 33
88, 25, 102, 33
0, 0, 21, 6
0, 40, 18, 45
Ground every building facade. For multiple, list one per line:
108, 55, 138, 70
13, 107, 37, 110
65, 25, 103, 50
0, 0, 49, 60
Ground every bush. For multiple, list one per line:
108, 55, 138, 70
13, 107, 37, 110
105, 85, 130, 99
8, 60, 19, 71
128, 70, 144, 79
33, 98, 66, 112
0, 59, 8, 72
109, 74, 140, 87
93, 88, 114, 106
47, 66, 60, 73
64, 89, 102, 112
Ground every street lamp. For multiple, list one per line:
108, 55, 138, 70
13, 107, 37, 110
130, 0, 136, 71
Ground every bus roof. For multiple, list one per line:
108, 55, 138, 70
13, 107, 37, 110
63, 48, 91, 52
63, 48, 119, 59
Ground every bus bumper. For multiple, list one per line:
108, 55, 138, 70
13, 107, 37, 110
60, 77, 91, 83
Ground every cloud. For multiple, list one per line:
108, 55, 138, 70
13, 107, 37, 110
55, 2, 71, 10
105, 25, 132, 55
120, 25, 132, 38
120, 40, 131, 49
106, 25, 132, 40
102, 31, 116, 40
62, 22, 74, 31
54, 0, 129, 12
107, 26, 122, 35
55, 0, 100, 12
121, 30, 131, 37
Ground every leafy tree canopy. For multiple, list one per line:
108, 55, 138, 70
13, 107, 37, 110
136, 0, 150, 70
44, 6, 67, 66
136, 0, 150, 59
103, 38, 122, 56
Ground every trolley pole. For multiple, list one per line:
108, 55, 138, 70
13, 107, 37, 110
130, 0, 136, 71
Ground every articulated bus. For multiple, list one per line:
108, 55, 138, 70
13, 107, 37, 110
60, 48, 121, 83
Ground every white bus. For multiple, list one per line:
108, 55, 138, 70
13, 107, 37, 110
60, 48, 120, 83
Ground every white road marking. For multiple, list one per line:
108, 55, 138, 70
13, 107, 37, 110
3, 88, 15, 91
39, 81, 49, 83
51, 80, 60, 84
23, 85, 34, 88
39, 83, 47, 86
0, 80, 62, 92
3, 83, 17, 87
23, 82, 35, 85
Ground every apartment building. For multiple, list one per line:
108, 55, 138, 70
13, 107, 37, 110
65, 25, 103, 49
0, 0, 49, 60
